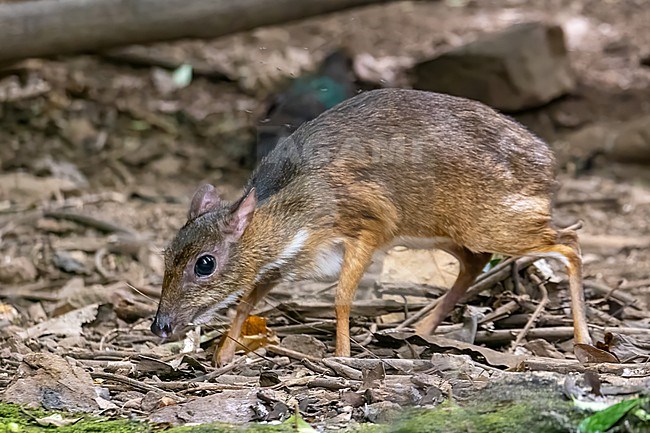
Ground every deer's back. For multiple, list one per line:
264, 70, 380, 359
253, 89, 556, 251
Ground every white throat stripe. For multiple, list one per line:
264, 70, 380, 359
254, 229, 308, 282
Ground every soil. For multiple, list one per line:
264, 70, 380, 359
0, 0, 649, 431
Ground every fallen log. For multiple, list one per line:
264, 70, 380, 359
0, 0, 396, 63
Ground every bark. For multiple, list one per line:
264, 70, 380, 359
0, 0, 396, 63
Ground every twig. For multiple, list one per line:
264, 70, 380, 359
94, 247, 112, 279
266, 344, 322, 362
496, 313, 569, 328
125, 282, 157, 302
602, 326, 650, 335
479, 300, 519, 324
511, 260, 523, 295
519, 358, 650, 375
301, 359, 335, 375
178, 383, 252, 395
307, 377, 360, 390
586, 305, 622, 327
585, 281, 642, 311
0, 280, 64, 301
99, 328, 120, 351
321, 359, 363, 380
329, 357, 434, 373
375, 282, 447, 298
271, 320, 335, 335
189, 358, 249, 382
101, 47, 231, 81
43, 210, 136, 235
510, 274, 548, 352
619, 279, 650, 289
64, 350, 150, 360
277, 299, 428, 319
75, 359, 135, 372
91, 371, 167, 393
476, 325, 650, 345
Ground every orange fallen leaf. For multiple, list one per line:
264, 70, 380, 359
218, 315, 278, 354
241, 315, 269, 337
240, 315, 278, 352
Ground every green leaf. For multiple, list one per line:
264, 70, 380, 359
283, 413, 318, 433
633, 407, 649, 422
579, 398, 641, 433
482, 255, 502, 272
172, 64, 193, 88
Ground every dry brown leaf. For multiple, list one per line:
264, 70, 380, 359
16, 304, 99, 340
378, 331, 524, 369
575, 343, 620, 364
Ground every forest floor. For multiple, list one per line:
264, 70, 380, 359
1, 0, 649, 432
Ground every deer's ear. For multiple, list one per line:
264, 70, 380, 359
188, 184, 221, 220
227, 188, 257, 238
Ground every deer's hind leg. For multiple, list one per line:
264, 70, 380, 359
415, 243, 492, 335
517, 227, 592, 345
485, 222, 592, 346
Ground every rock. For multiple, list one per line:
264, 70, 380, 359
141, 391, 172, 412
363, 401, 401, 423
53, 250, 89, 275
413, 22, 575, 111
281, 334, 327, 358
605, 115, 650, 164
149, 390, 257, 425
555, 114, 650, 170
0, 256, 38, 284
2, 353, 99, 412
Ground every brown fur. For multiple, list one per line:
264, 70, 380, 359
152, 89, 592, 365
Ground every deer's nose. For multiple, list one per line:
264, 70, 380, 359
151, 314, 173, 338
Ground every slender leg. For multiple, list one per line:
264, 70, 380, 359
415, 246, 491, 335
335, 235, 378, 356
214, 282, 276, 366
525, 229, 592, 345
521, 229, 621, 362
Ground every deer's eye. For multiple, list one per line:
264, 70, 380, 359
194, 255, 216, 277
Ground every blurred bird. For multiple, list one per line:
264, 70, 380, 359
254, 50, 358, 162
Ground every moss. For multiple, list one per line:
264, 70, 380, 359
5, 388, 646, 433
166, 424, 295, 433
0, 403, 307, 433
384, 375, 583, 433
0, 399, 574, 433
0, 403, 147, 433
386, 399, 577, 433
